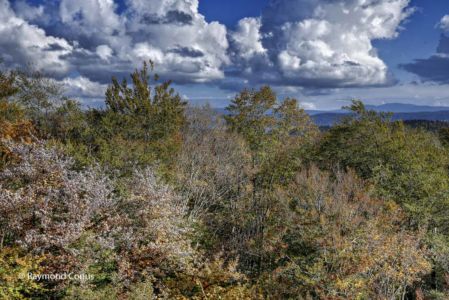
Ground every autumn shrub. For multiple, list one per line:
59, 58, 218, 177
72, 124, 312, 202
259, 166, 431, 299
316, 101, 449, 227
0, 140, 258, 298
0, 247, 45, 299
176, 106, 255, 258
0, 100, 36, 169
0, 141, 115, 291
315, 101, 449, 294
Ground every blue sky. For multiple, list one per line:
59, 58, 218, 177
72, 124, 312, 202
199, 0, 270, 28
374, 0, 449, 77
2, 0, 449, 109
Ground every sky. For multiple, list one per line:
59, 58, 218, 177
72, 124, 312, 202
2, 0, 449, 110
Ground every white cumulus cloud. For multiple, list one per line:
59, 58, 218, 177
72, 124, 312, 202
1, 0, 419, 104
0, 0, 73, 75
439, 15, 449, 32
229, 0, 413, 89
96, 45, 114, 61
230, 17, 266, 60
61, 76, 108, 99
4, 0, 229, 85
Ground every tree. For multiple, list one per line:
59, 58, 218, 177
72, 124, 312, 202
0, 69, 18, 100
225, 86, 277, 155
316, 100, 449, 223
0, 247, 44, 299
105, 61, 186, 143
96, 61, 187, 172
0, 70, 35, 169
225, 86, 317, 160
225, 86, 318, 184
314, 100, 449, 295
9, 69, 64, 138
54, 61, 188, 174
177, 105, 252, 219
224, 87, 319, 275
261, 166, 431, 299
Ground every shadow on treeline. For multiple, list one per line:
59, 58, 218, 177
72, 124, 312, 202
1, 61, 449, 299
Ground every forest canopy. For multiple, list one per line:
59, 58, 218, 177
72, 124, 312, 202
1, 62, 449, 299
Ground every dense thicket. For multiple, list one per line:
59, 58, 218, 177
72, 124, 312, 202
1, 63, 448, 299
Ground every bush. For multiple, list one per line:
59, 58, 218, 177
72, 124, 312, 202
0, 247, 45, 299
261, 166, 431, 299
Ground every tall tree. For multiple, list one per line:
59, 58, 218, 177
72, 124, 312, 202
225, 86, 317, 167
100, 61, 187, 172
224, 86, 318, 275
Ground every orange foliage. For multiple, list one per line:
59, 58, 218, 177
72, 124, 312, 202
0, 100, 35, 167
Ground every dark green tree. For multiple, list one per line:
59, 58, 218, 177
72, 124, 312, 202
99, 61, 186, 172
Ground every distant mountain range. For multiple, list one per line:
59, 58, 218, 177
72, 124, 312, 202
308, 103, 449, 126
215, 103, 449, 127
311, 110, 449, 126
365, 103, 449, 113
306, 103, 449, 115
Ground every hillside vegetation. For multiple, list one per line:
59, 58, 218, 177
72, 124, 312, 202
1, 62, 449, 299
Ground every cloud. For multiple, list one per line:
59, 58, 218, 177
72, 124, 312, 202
57, 0, 229, 83
300, 102, 317, 110
12, 0, 46, 22
59, 0, 122, 43
61, 76, 108, 99
401, 14, 449, 84
297, 82, 449, 110
401, 34, 449, 84
0, 0, 73, 75
228, 0, 412, 89
439, 15, 449, 32
2, 0, 417, 104
230, 17, 266, 61
6, 0, 229, 85
96, 45, 114, 61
